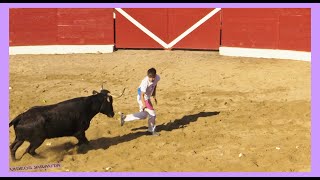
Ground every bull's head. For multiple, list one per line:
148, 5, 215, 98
92, 84, 125, 118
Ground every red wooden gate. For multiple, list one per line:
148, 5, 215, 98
115, 8, 221, 50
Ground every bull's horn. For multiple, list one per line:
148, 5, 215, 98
101, 81, 107, 90
108, 88, 126, 98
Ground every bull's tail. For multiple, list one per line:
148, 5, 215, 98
9, 115, 21, 127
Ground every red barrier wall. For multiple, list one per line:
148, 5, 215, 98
221, 8, 310, 52
9, 8, 114, 46
9, 8, 310, 52
10, 8, 58, 46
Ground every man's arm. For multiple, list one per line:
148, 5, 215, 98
152, 85, 157, 105
152, 85, 157, 97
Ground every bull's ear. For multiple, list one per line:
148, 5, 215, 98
92, 90, 99, 95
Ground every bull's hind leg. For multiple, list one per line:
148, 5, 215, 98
9, 138, 18, 160
28, 138, 45, 157
10, 139, 24, 161
10, 137, 18, 152
21, 142, 33, 159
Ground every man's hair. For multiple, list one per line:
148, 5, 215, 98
147, 68, 157, 78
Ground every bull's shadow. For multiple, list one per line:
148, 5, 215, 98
53, 111, 220, 155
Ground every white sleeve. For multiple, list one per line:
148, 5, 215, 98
140, 79, 148, 93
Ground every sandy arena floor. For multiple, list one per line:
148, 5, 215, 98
9, 49, 310, 172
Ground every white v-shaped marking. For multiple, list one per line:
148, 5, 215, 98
115, 8, 221, 49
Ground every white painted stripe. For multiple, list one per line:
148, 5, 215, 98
167, 8, 221, 48
9, 45, 114, 55
219, 47, 311, 62
115, 8, 169, 48
113, 12, 116, 19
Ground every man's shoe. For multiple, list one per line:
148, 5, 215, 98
118, 112, 126, 126
147, 131, 160, 136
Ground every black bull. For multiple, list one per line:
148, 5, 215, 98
9, 87, 125, 161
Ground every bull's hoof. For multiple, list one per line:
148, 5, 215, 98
77, 144, 90, 154
76, 141, 89, 146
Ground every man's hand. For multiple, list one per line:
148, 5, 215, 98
152, 96, 157, 105
142, 103, 147, 111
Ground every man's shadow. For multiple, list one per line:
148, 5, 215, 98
52, 111, 220, 155
131, 111, 220, 132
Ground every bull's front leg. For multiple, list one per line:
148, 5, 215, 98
74, 130, 89, 145
74, 119, 90, 145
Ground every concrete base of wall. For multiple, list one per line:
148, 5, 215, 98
9, 45, 114, 55
219, 47, 311, 62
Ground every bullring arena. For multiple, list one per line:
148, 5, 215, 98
9, 8, 311, 172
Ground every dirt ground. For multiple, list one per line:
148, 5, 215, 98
8, 49, 310, 172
